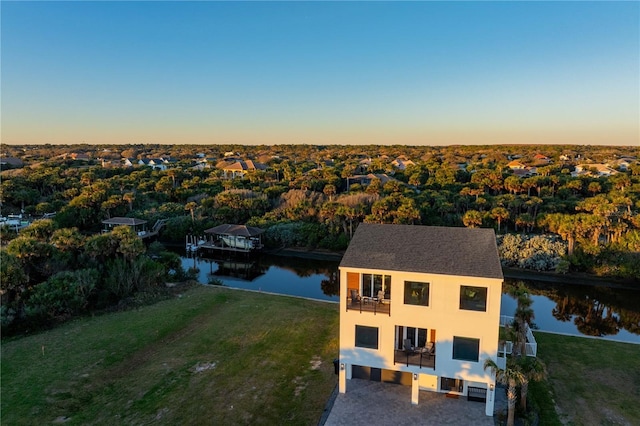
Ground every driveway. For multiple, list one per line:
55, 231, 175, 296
321, 379, 506, 425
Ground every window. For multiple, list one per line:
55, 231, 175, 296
404, 281, 429, 306
453, 337, 480, 362
441, 377, 464, 392
395, 326, 428, 349
459, 286, 487, 311
355, 325, 379, 349
361, 273, 391, 299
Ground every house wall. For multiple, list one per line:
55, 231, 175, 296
339, 266, 501, 415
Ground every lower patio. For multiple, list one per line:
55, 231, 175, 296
322, 379, 507, 425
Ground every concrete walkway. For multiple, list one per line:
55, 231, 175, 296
322, 380, 508, 426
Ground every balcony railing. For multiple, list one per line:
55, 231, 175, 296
393, 348, 435, 369
346, 296, 391, 316
499, 315, 537, 358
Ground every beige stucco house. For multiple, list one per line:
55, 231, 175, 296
338, 224, 503, 416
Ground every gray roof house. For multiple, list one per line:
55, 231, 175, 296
338, 224, 504, 416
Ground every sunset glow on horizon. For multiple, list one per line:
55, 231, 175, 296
2, 1, 638, 146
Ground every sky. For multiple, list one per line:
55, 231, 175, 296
1, 1, 638, 146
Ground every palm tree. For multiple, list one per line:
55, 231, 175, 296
484, 358, 525, 426
323, 184, 336, 201
509, 282, 534, 356
185, 202, 197, 223
462, 209, 483, 228
123, 192, 135, 212
516, 357, 547, 412
490, 207, 509, 233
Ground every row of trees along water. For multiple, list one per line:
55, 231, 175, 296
1, 144, 638, 333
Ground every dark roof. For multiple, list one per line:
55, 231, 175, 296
102, 217, 147, 226
205, 224, 264, 237
340, 224, 503, 280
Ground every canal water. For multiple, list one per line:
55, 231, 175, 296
180, 252, 640, 344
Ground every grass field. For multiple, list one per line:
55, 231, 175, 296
1, 286, 340, 425
535, 331, 640, 426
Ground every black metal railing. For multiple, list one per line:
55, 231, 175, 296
346, 296, 391, 316
393, 349, 435, 369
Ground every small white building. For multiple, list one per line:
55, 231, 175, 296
338, 224, 503, 416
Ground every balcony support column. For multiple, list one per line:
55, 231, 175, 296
338, 363, 347, 394
411, 373, 419, 405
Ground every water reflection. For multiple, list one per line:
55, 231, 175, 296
503, 279, 640, 343
180, 252, 340, 301
179, 251, 639, 343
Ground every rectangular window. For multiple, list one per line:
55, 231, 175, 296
452, 337, 480, 362
404, 281, 429, 306
361, 273, 391, 299
441, 377, 464, 392
459, 286, 487, 311
396, 326, 428, 349
355, 325, 379, 349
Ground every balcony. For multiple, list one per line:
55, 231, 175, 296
346, 295, 391, 316
499, 315, 538, 357
393, 347, 435, 369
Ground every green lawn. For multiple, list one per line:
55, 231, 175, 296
535, 331, 640, 426
1, 286, 340, 425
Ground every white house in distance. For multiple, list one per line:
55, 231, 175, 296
338, 224, 503, 416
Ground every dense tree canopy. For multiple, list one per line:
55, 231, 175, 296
1, 143, 638, 330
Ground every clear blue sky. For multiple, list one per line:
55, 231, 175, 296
2, 1, 638, 146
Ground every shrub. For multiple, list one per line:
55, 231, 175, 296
24, 269, 99, 322
498, 234, 567, 271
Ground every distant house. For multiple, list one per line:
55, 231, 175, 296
507, 160, 527, 170
391, 156, 416, 170
67, 152, 90, 161
348, 173, 399, 188
572, 164, 618, 177
100, 159, 119, 168
533, 154, 551, 164
102, 217, 148, 235
512, 168, 537, 178
193, 156, 218, 168
356, 158, 371, 174
216, 159, 266, 179
507, 160, 537, 177
138, 158, 169, 171
338, 224, 503, 415
608, 158, 636, 171
122, 158, 136, 167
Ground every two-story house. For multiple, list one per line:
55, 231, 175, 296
338, 224, 503, 416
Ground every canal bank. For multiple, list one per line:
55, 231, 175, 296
263, 246, 638, 290
502, 267, 638, 290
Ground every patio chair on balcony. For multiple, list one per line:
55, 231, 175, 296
350, 289, 361, 306
377, 290, 386, 304
424, 342, 435, 359
403, 339, 416, 355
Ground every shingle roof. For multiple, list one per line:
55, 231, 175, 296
340, 224, 503, 279
102, 217, 147, 226
205, 224, 264, 237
